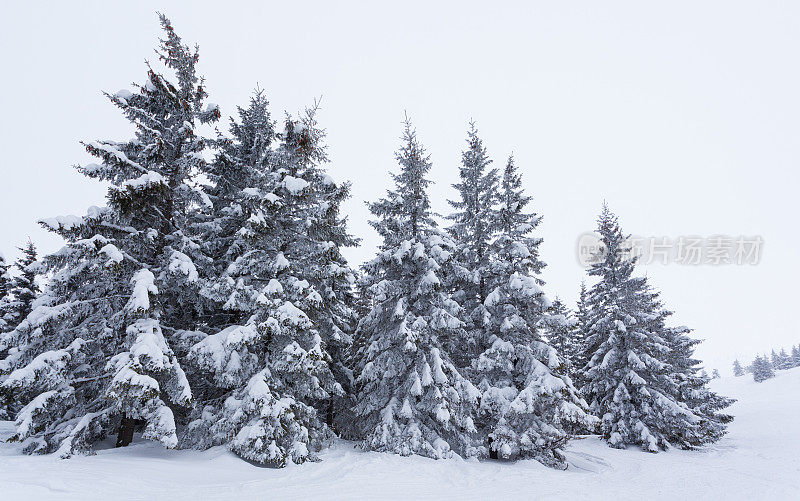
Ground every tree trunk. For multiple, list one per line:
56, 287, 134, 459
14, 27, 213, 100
116, 414, 136, 448
488, 436, 498, 459
326, 400, 334, 427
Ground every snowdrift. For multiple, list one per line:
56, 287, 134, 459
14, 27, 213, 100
1, 368, 798, 500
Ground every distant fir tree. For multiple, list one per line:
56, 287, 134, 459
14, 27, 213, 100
770, 350, 781, 371
792, 345, 800, 368
0, 252, 13, 332
581, 205, 732, 451
732, 360, 744, 377
777, 348, 791, 370
183, 90, 358, 466
570, 281, 591, 381
0, 242, 41, 420
751, 355, 775, 382
445, 123, 499, 366
471, 156, 595, 467
0, 15, 218, 456
540, 298, 575, 363
711, 369, 720, 379
352, 118, 480, 459
0, 252, 12, 417
6, 241, 40, 329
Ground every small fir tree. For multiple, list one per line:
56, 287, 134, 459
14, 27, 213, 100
540, 298, 575, 363
6, 241, 40, 329
0, 252, 13, 332
752, 355, 775, 383
570, 281, 591, 383
777, 348, 791, 370
770, 350, 781, 371
663, 325, 734, 446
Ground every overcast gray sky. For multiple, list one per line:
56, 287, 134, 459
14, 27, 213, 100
1, 1, 798, 373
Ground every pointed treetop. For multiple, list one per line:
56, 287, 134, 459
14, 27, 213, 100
156, 13, 203, 104
462, 120, 492, 169
496, 154, 538, 238
589, 203, 635, 282
228, 87, 276, 166
368, 115, 435, 244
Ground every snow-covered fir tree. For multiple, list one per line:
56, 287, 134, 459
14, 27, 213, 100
732, 360, 744, 377
662, 325, 734, 446
569, 281, 591, 382
445, 123, 499, 366
0, 252, 12, 418
711, 369, 720, 379
792, 345, 800, 368
352, 118, 480, 460
470, 155, 596, 467
0, 15, 219, 456
182, 89, 357, 466
4, 241, 40, 330
751, 355, 775, 382
580, 205, 732, 451
276, 108, 361, 435
0, 252, 13, 332
777, 348, 791, 370
540, 298, 574, 361
770, 350, 781, 371
0, 242, 41, 420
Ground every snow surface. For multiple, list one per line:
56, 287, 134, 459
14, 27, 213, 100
0, 369, 798, 500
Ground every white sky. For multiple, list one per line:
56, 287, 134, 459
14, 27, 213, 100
1, 1, 798, 374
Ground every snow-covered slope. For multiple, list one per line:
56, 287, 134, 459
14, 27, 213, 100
1, 368, 798, 500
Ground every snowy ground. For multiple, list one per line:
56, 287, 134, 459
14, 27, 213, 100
1, 369, 798, 500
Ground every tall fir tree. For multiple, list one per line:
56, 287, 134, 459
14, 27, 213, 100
470, 155, 596, 467
581, 205, 732, 451
446, 123, 499, 366
0, 14, 218, 456
182, 90, 357, 466
353, 118, 480, 459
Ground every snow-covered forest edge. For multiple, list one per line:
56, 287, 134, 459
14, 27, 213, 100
1, 13, 793, 495
1, 369, 797, 500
